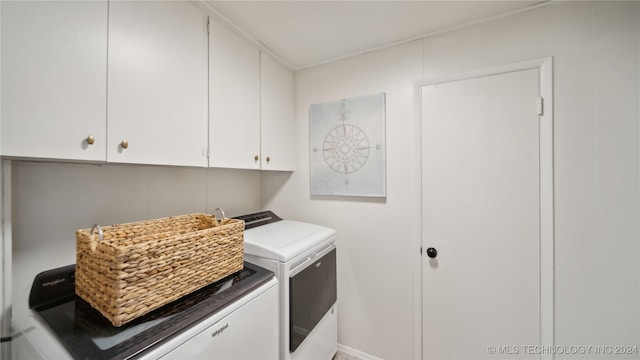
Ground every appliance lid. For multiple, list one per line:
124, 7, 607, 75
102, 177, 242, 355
240, 216, 336, 262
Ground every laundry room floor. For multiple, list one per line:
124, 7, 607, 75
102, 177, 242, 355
333, 350, 363, 360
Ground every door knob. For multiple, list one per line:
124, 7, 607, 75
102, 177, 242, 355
120, 140, 129, 149
426, 247, 438, 258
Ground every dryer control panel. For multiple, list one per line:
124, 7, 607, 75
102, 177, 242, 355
234, 210, 283, 230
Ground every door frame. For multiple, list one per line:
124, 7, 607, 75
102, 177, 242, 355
413, 57, 554, 359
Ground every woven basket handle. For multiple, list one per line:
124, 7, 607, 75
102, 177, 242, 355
90, 224, 104, 242
213, 208, 226, 225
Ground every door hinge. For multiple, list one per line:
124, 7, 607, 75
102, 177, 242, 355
206, 18, 210, 34
420, 246, 423, 255
537, 96, 544, 116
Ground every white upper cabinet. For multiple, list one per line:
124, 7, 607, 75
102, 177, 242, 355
260, 54, 295, 171
107, 1, 208, 167
1, 1, 108, 161
1, 2, 293, 170
208, 17, 261, 169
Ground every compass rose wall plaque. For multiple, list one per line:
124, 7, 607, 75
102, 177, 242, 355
310, 92, 386, 197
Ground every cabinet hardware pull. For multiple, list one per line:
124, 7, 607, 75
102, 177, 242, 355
254, 155, 259, 162
121, 140, 129, 149
266, 156, 271, 163
86, 135, 95, 145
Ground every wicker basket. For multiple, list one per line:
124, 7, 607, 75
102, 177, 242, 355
75, 210, 244, 327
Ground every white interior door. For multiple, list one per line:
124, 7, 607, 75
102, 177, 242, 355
421, 68, 544, 359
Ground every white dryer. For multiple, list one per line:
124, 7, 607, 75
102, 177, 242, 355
235, 211, 337, 360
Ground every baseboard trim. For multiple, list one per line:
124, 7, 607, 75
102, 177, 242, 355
337, 344, 385, 360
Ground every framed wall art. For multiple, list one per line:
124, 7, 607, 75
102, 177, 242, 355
309, 92, 386, 197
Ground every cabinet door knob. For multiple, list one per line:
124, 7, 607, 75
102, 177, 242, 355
254, 155, 259, 162
426, 247, 438, 258
266, 156, 271, 163
121, 140, 129, 149
86, 135, 95, 145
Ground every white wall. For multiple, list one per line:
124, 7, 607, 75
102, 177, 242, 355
262, 39, 424, 359
10, 161, 260, 320
261, 2, 640, 359
424, 2, 640, 354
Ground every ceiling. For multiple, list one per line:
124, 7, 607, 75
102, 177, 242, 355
205, 1, 548, 70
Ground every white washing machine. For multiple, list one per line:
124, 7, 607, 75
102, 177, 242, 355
235, 211, 337, 360
16, 262, 278, 360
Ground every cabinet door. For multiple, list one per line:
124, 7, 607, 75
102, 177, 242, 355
1, 1, 107, 161
209, 17, 260, 169
260, 54, 295, 171
107, 1, 208, 167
